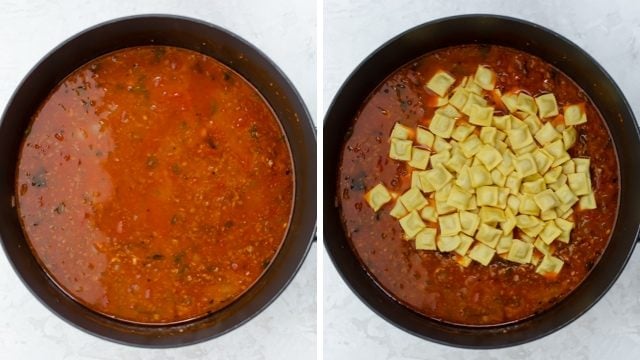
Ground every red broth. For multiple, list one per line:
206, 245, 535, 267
338, 45, 619, 325
16, 46, 294, 324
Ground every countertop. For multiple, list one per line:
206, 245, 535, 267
0, 0, 316, 359
324, 0, 640, 359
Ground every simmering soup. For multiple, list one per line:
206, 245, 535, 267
17, 46, 294, 324
338, 45, 618, 325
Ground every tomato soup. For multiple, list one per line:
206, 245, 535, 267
338, 45, 618, 325
16, 46, 294, 324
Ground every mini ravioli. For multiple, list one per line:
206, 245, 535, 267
399, 211, 426, 239
408, 147, 431, 170
455, 234, 475, 256
476, 145, 503, 170
420, 206, 438, 222
439, 213, 461, 236
389, 138, 413, 161
468, 243, 496, 265
535, 93, 559, 118
416, 228, 437, 250
447, 186, 473, 210
429, 113, 456, 138
389, 200, 408, 219
438, 235, 461, 252
364, 183, 392, 212
516, 93, 538, 115
507, 239, 534, 264
390, 122, 413, 140
363, 63, 596, 277
426, 70, 456, 97
536, 255, 564, 277
416, 126, 435, 147
474, 65, 496, 90
399, 187, 428, 211
508, 127, 534, 150
469, 105, 494, 127
564, 104, 587, 126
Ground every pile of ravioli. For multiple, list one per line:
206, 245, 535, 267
364, 65, 596, 277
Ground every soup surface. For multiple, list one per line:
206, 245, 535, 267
17, 46, 294, 323
338, 45, 619, 325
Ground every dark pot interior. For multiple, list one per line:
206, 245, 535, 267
323, 14, 640, 348
0, 15, 316, 347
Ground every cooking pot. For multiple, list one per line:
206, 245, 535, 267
323, 14, 639, 348
0, 14, 316, 347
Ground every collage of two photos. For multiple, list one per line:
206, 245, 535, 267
1, 0, 640, 359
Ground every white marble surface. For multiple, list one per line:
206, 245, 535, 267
324, 0, 640, 358
0, 0, 316, 359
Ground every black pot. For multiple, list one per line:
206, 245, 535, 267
323, 14, 640, 348
0, 15, 316, 347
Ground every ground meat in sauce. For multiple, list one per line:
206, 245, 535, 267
17, 46, 294, 324
338, 45, 619, 325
